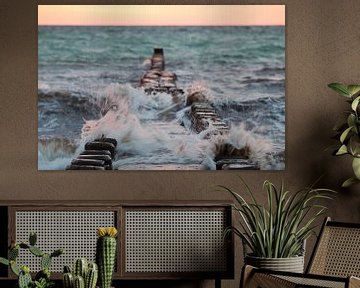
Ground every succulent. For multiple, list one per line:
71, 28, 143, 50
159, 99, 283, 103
63, 259, 98, 288
85, 262, 98, 288
19, 268, 32, 288
29, 232, 37, 246
74, 275, 85, 288
74, 258, 88, 280
96, 227, 118, 288
0, 232, 63, 288
9, 246, 20, 260
62, 266, 74, 288
41, 254, 52, 270
33, 278, 54, 288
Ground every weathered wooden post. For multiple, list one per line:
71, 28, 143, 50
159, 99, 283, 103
66, 138, 117, 170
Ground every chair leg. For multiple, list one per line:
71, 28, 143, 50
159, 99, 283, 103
215, 278, 221, 288
240, 265, 255, 288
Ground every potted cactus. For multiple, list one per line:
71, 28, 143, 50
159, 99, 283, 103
63, 258, 98, 288
0, 232, 64, 288
96, 227, 118, 288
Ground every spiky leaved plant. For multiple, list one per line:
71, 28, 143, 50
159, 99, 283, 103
96, 227, 118, 288
221, 178, 335, 258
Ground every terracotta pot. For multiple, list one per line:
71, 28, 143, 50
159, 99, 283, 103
245, 254, 305, 273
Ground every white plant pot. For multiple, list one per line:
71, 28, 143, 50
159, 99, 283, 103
245, 254, 305, 273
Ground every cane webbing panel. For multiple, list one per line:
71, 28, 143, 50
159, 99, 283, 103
277, 275, 345, 288
125, 210, 227, 273
15, 211, 115, 272
249, 272, 297, 288
309, 226, 360, 277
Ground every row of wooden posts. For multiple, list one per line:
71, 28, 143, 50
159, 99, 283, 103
66, 48, 258, 170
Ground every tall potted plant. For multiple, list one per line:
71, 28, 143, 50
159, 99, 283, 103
328, 83, 360, 187
221, 179, 334, 273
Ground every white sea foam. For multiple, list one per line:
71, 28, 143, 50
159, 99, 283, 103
38, 138, 77, 170
74, 83, 278, 170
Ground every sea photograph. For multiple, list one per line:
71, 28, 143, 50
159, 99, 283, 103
38, 5, 285, 170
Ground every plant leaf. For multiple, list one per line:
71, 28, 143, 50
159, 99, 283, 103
336, 145, 348, 155
328, 83, 350, 97
0, 257, 9, 266
340, 126, 353, 143
349, 135, 360, 157
352, 157, 360, 179
222, 179, 335, 258
347, 114, 356, 129
351, 96, 360, 111
342, 177, 360, 188
347, 85, 360, 97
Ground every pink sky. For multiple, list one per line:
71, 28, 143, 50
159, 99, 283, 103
38, 5, 285, 26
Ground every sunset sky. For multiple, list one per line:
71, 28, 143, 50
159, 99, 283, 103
38, 5, 285, 26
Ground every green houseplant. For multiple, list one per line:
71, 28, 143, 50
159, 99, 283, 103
328, 83, 360, 187
62, 258, 98, 288
0, 232, 63, 288
221, 178, 334, 272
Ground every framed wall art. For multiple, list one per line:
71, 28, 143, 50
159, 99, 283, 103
38, 5, 285, 171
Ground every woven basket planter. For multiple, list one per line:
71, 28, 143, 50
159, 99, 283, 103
245, 254, 305, 273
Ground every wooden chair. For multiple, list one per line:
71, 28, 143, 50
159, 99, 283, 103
241, 217, 360, 288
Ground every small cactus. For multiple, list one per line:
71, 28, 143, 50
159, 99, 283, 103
74, 258, 88, 279
10, 260, 20, 276
41, 253, 52, 270
29, 245, 44, 257
9, 246, 19, 260
62, 265, 74, 288
0, 257, 9, 266
51, 248, 64, 258
19, 243, 30, 249
74, 275, 85, 288
29, 232, 37, 246
35, 268, 51, 281
0, 232, 63, 288
85, 263, 98, 288
64, 265, 72, 273
96, 227, 118, 288
18, 268, 32, 288
63, 259, 98, 288
63, 272, 74, 288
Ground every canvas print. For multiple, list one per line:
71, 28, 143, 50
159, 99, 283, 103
38, 5, 285, 170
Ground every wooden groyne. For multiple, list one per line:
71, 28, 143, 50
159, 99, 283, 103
140, 48, 184, 97
67, 48, 258, 170
66, 138, 117, 170
188, 103, 229, 136
185, 91, 258, 170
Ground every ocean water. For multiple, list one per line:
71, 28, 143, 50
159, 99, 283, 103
38, 26, 285, 170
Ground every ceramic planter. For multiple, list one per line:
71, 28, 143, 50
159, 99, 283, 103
245, 254, 305, 273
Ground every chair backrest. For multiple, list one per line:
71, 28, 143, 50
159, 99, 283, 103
307, 217, 360, 277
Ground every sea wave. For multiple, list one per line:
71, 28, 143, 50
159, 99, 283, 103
38, 137, 78, 170
38, 26, 285, 170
